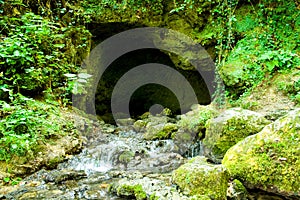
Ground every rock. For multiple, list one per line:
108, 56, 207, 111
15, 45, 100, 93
222, 109, 300, 198
227, 179, 248, 200
133, 119, 148, 132
116, 118, 135, 126
44, 169, 87, 183
115, 184, 147, 200
134, 114, 172, 134
144, 122, 178, 140
219, 60, 246, 92
172, 156, 229, 199
118, 150, 135, 167
176, 104, 219, 138
109, 173, 206, 200
203, 108, 270, 163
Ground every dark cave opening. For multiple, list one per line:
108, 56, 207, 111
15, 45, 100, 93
95, 47, 211, 123
129, 84, 181, 118
86, 22, 213, 123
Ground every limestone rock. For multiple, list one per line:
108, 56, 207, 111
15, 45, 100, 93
172, 156, 229, 199
203, 107, 270, 163
222, 109, 300, 198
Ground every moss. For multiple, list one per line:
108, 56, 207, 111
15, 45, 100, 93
118, 151, 135, 164
133, 120, 148, 132
149, 193, 159, 200
178, 105, 219, 138
232, 179, 247, 194
190, 195, 211, 200
144, 123, 178, 140
203, 108, 270, 161
46, 155, 64, 169
117, 184, 147, 200
223, 109, 300, 197
172, 156, 229, 199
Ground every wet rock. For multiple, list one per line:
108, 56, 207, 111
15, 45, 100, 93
144, 123, 178, 140
203, 108, 270, 163
176, 104, 219, 138
116, 118, 135, 126
172, 156, 229, 199
109, 174, 204, 200
44, 169, 86, 183
223, 109, 300, 199
227, 179, 248, 200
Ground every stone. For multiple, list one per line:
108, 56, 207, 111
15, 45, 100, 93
227, 179, 248, 200
177, 104, 219, 138
172, 156, 229, 199
144, 122, 178, 140
222, 109, 300, 198
203, 107, 270, 163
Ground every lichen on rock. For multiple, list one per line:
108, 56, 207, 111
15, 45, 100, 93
203, 107, 270, 163
172, 156, 229, 199
222, 109, 300, 198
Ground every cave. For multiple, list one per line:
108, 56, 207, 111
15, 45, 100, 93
86, 23, 214, 123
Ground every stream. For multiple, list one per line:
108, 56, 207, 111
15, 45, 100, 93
0, 122, 290, 200
1, 125, 203, 200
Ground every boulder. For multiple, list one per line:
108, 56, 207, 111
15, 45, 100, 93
172, 156, 229, 199
177, 104, 219, 138
222, 109, 300, 198
144, 123, 178, 140
203, 108, 270, 163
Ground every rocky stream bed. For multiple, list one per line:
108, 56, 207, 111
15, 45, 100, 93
0, 105, 299, 200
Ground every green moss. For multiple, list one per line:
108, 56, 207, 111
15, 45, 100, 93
47, 155, 64, 169
149, 193, 159, 200
118, 151, 135, 164
203, 108, 270, 161
117, 184, 147, 200
232, 179, 247, 193
172, 156, 229, 199
190, 195, 211, 200
144, 123, 178, 140
178, 105, 219, 138
223, 109, 300, 196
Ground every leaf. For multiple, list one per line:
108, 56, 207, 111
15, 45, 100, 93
78, 73, 92, 79
3, 177, 10, 183
77, 78, 87, 83
13, 50, 20, 57
64, 73, 76, 78
53, 44, 65, 48
266, 60, 278, 72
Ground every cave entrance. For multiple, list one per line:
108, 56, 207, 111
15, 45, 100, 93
89, 23, 212, 123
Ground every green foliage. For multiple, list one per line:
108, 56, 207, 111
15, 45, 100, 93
80, 0, 164, 20
276, 70, 300, 104
3, 177, 22, 185
117, 184, 147, 200
0, 94, 76, 161
0, 12, 91, 103
215, 0, 300, 98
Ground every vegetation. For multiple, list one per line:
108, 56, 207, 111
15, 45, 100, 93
0, 94, 76, 161
214, 0, 300, 99
0, 1, 299, 193
223, 109, 300, 195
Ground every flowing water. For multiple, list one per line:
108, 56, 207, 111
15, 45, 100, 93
1, 127, 205, 199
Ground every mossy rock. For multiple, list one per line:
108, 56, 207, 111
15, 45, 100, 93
177, 104, 219, 138
227, 179, 248, 200
118, 151, 135, 164
113, 183, 146, 200
172, 156, 229, 199
133, 120, 148, 132
222, 109, 300, 198
144, 123, 178, 140
203, 107, 270, 163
